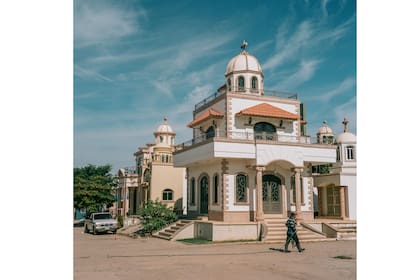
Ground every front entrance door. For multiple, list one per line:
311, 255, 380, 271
263, 175, 282, 214
326, 186, 341, 216
199, 176, 209, 214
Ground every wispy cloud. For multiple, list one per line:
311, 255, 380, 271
276, 59, 321, 89
74, 0, 146, 48
320, 77, 355, 102
74, 65, 113, 82
263, 15, 354, 71
322, 0, 330, 18
263, 20, 313, 70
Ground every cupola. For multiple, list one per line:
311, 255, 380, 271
224, 40, 264, 95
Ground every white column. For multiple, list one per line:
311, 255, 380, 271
256, 166, 265, 222
294, 167, 303, 220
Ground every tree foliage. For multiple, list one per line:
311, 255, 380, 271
74, 164, 116, 215
139, 200, 177, 233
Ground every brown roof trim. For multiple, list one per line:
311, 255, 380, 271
236, 103, 299, 119
188, 108, 224, 128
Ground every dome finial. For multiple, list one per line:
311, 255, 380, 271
342, 118, 349, 132
240, 40, 248, 52
163, 116, 168, 123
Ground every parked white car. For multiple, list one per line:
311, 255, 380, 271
84, 212, 118, 234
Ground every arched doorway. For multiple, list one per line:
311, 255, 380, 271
263, 174, 282, 214
199, 176, 209, 214
205, 126, 215, 139
254, 122, 276, 140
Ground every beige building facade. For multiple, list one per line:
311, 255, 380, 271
116, 118, 187, 217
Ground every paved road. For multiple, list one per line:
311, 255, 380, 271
74, 227, 356, 280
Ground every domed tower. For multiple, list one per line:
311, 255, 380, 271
154, 117, 176, 147
225, 40, 264, 95
334, 118, 356, 170
317, 121, 335, 144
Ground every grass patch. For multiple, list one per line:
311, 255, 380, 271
333, 255, 353, 260
177, 238, 212, 244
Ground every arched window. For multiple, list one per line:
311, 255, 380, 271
238, 76, 245, 91
162, 189, 173, 201
190, 178, 196, 205
236, 174, 247, 202
336, 146, 341, 161
227, 78, 231, 91
159, 136, 163, 143
251, 76, 258, 90
254, 122, 277, 140
213, 174, 219, 204
205, 126, 215, 139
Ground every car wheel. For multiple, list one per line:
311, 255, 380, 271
84, 225, 88, 233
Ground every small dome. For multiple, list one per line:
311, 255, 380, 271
155, 117, 174, 134
336, 118, 356, 143
336, 132, 356, 143
317, 121, 333, 134
225, 51, 262, 76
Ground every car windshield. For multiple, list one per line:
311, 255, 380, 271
94, 213, 112, 220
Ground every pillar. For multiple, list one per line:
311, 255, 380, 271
294, 167, 303, 219
255, 165, 265, 222
282, 184, 287, 217
317, 187, 322, 217
340, 186, 347, 220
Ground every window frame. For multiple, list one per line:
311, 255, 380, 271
345, 145, 355, 160
235, 173, 248, 203
238, 76, 245, 91
190, 177, 196, 205
162, 188, 174, 201
251, 76, 258, 90
213, 174, 219, 204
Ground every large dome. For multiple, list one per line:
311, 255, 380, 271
225, 50, 262, 76
155, 117, 174, 134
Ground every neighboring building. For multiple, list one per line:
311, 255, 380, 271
313, 118, 357, 220
116, 118, 187, 217
173, 41, 356, 228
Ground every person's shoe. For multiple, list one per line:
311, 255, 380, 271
284, 250, 291, 253
298, 248, 305, 252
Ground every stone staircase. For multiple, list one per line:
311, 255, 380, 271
263, 215, 328, 244
153, 220, 193, 240
329, 222, 357, 240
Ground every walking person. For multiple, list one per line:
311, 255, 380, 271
284, 212, 305, 253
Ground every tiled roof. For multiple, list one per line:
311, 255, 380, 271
188, 108, 224, 127
236, 103, 299, 119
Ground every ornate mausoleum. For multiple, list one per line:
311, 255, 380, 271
172, 41, 356, 241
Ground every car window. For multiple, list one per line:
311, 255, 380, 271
94, 213, 112, 220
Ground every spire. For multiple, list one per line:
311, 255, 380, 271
240, 40, 248, 52
342, 118, 349, 132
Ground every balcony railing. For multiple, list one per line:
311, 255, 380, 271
194, 88, 298, 111
175, 130, 311, 152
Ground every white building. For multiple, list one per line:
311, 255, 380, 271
173, 42, 356, 240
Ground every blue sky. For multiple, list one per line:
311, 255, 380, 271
74, 0, 356, 173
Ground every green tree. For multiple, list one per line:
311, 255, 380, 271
74, 164, 116, 217
139, 200, 177, 233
